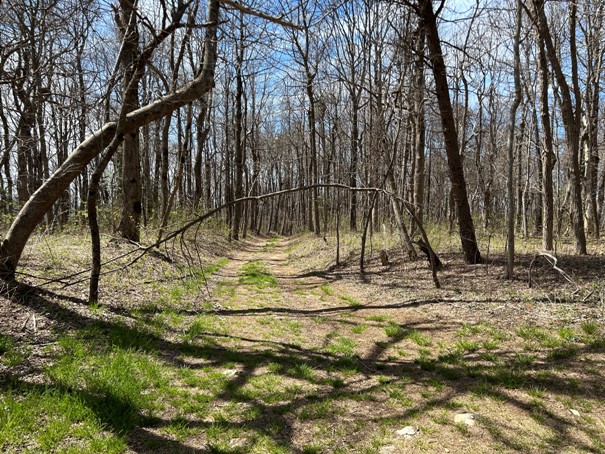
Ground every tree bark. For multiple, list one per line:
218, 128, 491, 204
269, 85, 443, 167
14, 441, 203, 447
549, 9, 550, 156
506, 0, 522, 279
117, 0, 142, 243
412, 22, 426, 231
530, 0, 587, 254
418, 0, 482, 264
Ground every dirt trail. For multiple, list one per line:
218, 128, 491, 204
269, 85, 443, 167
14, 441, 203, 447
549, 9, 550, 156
4, 234, 603, 453
205, 236, 427, 353
184, 235, 605, 453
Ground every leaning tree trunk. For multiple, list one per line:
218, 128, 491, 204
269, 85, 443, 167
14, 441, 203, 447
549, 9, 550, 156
419, 0, 482, 264
0, 0, 220, 282
531, 0, 586, 254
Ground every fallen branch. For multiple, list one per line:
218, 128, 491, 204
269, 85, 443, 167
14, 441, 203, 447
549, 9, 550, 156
528, 252, 579, 294
27, 183, 443, 293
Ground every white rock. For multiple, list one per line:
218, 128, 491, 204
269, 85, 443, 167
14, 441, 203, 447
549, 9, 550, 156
454, 412, 476, 426
570, 409, 580, 417
396, 426, 418, 437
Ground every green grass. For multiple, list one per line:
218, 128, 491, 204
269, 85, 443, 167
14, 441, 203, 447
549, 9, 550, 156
384, 322, 407, 339
320, 283, 334, 295
516, 324, 550, 342
0, 387, 127, 453
456, 339, 480, 353
339, 294, 362, 307
299, 399, 342, 420
239, 261, 278, 289
185, 314, 226, 339
263, 237, 280, 249
47, 334, 169, 433
326, 336, 358, 357
408, 330, 433, 346
1, 325, 175, 452
0, 334, 26, 367
352, 323, 369, 334
239, 374, 302, 404
152, 258, 228, 307
288, 363, 316, 381
581, 321, 600, 336
365, 314, 394, 324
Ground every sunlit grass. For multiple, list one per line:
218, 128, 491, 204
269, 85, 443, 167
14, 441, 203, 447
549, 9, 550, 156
239, 260, 278, 288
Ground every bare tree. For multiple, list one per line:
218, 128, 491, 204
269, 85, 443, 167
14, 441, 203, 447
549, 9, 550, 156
529, 0, 587, 254
116, 0, 142, 242
0, 0, 221, 281
506, 0, 523, 279
416, 0, 483, 264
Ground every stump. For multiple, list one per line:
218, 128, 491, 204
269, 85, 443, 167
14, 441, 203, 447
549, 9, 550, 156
380, 250, 389, 266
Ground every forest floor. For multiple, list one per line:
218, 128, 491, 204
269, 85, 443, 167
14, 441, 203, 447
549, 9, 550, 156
1, 230, 605, 453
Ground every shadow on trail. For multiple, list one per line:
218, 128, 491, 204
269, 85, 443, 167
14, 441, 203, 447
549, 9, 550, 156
2, 279, 604, 453
202, 298, 439, 317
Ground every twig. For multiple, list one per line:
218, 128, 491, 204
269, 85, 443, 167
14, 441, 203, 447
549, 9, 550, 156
21, 314, 30, 332
529, 252, 579, 294
582, 291, 595, 303
220, 0, 303, 30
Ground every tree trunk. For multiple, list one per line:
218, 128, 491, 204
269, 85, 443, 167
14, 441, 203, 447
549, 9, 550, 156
387, 171, 417, 260
531, 0, 586, 254
412, 23, 426, 230
117, 0, 142, 242
233, 17, 245, 240
537, 39, 556, 251
419, 0, 482, 264
506, 0, 522, 279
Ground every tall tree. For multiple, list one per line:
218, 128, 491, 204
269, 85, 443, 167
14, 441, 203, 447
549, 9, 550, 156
416, 0, 483, 264
506, 0, 523, 279
529, 0, 587, 254
116, 0, 142, 242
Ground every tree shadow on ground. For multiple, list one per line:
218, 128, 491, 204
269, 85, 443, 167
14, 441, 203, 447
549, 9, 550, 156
2, 282, 604, 453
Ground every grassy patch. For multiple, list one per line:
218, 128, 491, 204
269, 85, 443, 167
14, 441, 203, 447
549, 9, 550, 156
239, 261, 278, 289
320, 283, 334, 295
184, 314, 227, 339
408, 330, 433, 346
385, 322, 407, 339
299, 399, 342, 420
0, 387, 127, 453
326, 336, 358, 357
352, 323, 369, 334
339, 294, 362, 307
365, 314, 394, 324
0, 334, 26, 367
47, 334, 169, 434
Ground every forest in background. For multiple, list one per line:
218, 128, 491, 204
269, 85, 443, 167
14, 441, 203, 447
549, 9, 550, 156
3, 2, 605, 452
1, 0, 605, 284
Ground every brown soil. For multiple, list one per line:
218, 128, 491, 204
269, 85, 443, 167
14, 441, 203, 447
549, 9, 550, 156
1, 233, 604, 453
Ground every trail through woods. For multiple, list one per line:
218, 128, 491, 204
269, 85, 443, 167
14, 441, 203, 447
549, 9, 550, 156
1, 235, 605, 452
